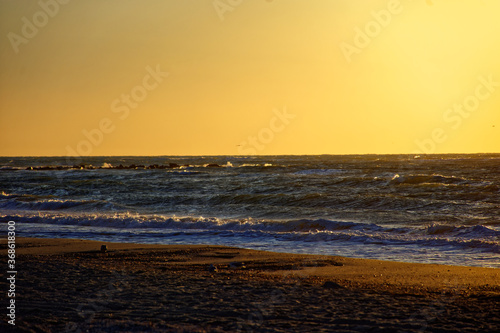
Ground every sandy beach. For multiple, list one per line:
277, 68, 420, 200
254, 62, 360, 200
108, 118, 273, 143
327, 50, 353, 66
1, 237, 499, 332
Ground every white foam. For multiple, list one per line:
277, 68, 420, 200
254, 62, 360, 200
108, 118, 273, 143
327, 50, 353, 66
3, 212, 498, 254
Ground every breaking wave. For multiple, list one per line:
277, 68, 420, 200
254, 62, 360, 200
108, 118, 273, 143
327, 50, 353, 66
2, 213, 498, 254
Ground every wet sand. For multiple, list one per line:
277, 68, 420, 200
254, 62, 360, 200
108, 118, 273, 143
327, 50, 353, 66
1, 237, 499, 332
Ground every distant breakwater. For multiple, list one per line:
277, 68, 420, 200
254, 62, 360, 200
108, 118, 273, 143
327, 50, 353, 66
2, 163, 226, 171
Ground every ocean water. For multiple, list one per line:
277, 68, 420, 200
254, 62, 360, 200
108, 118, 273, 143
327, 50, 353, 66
1, 155, 499, 268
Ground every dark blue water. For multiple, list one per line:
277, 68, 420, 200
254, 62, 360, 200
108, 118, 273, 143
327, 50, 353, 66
1, 155, 499, 267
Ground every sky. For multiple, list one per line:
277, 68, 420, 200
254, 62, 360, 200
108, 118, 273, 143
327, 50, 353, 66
1, 0, 499, 156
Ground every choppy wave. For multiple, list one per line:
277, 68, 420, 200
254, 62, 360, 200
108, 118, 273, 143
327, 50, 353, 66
294, 169, 346, 176
425, 224, 500, 237
0, 192, 121, 211
390, 174, 468, 186
2, 213, 498, 254
0, 190, 454, 213
2, 154, 500, 267
0, 198, 120, 211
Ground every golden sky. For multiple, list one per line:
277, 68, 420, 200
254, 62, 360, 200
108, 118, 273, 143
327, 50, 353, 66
1, 0, 499, 156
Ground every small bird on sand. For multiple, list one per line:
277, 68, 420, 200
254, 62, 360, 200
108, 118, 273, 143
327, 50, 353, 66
208, 264, 218, 273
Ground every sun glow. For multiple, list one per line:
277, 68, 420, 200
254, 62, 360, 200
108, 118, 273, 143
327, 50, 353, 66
1, 0, 499, 156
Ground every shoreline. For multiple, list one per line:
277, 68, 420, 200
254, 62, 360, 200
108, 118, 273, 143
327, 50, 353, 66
2, 237, 499, 332
8, 237, 500, 294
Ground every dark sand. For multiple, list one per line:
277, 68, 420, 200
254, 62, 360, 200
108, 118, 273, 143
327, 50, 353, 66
1, 237, 499, 332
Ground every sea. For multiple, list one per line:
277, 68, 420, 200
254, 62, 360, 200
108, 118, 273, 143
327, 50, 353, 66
1, 154, 499, 268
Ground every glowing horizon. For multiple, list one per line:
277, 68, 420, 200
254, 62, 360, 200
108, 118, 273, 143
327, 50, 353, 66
1, 0, 499, 156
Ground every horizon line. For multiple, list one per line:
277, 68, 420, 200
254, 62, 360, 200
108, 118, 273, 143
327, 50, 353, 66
1, 152, 500, 158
